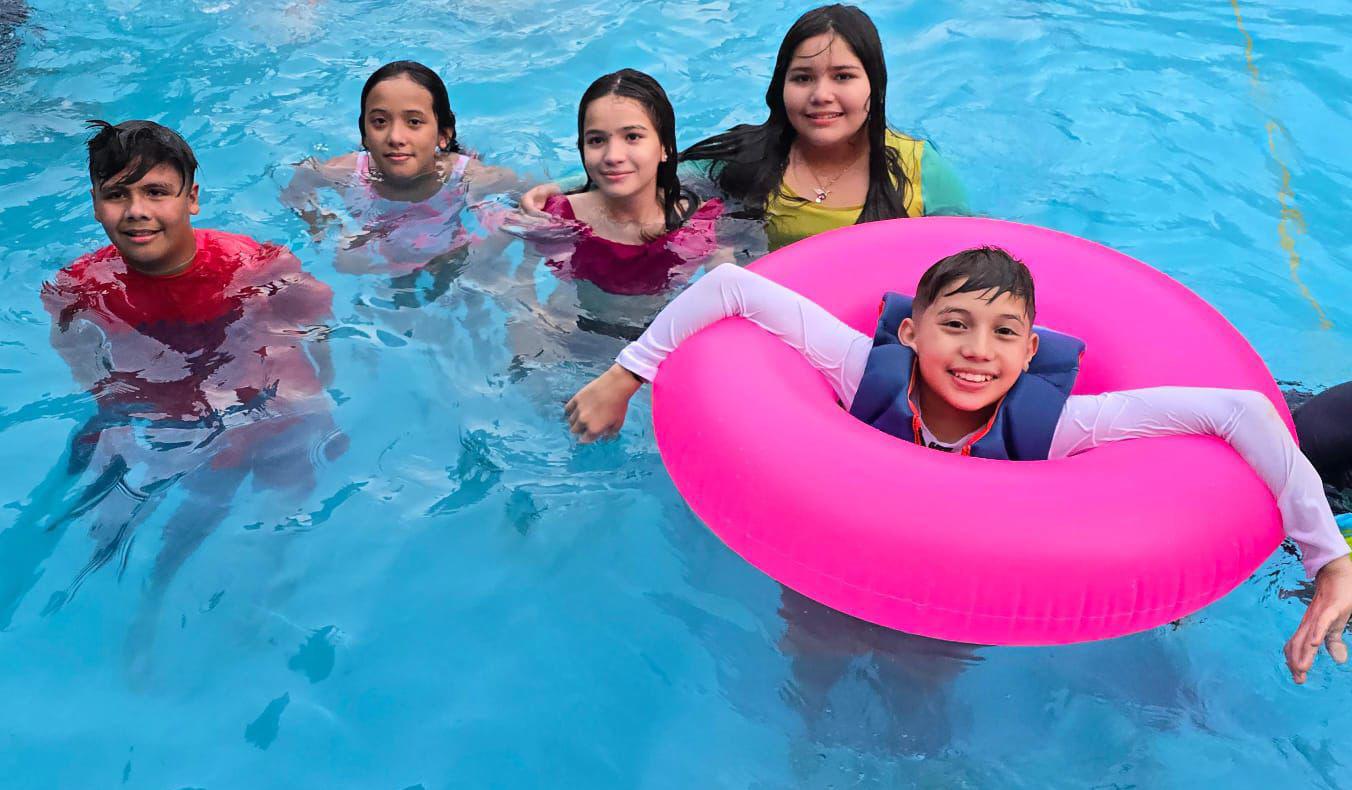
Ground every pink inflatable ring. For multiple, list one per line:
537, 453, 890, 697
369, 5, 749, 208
651, 217, 1289, 646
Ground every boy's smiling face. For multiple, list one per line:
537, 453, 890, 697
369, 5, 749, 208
92, 161, 199, 276
898, 281, 1039, 441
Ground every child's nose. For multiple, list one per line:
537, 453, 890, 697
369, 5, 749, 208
125, 192, 151, 218
963, 335, 995, 360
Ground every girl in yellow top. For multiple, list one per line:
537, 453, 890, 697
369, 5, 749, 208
523, 4, 966, 251
680, 4, 968, 250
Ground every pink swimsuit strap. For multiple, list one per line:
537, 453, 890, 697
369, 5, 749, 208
447, 152, 470, 182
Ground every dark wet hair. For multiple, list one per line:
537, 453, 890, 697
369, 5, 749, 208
359, 60, 461, 153
575, 68, 697, 233
679, 4, 911, 222
1293, 381, 1352, 495
912, 246, 1036, 322
85, 119, 198, 193
0, 0, 30, 73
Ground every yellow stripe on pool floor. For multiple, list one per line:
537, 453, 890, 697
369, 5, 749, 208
1230, 0, 1333, 330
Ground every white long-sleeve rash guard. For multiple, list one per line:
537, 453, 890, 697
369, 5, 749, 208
617, 264, 1350, 578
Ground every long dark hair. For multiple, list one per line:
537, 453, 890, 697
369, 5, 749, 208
680, 4, 910, 223
575, 68, 697, 233
358, 60, 462, 154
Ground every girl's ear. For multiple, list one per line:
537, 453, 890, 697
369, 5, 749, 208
898, 316, 918, 350
439, 132, 451, 151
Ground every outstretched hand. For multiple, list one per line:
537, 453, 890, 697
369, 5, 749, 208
520, 182, 564, 216
565, 363, 645, 443
1285, 554, 1352, 684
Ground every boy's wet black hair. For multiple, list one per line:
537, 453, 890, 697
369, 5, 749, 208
359, 60, 461, 153
911, 246, 1036, 322
85, 119, 198, 194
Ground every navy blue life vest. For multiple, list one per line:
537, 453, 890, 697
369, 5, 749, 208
847, 293, 1085, 461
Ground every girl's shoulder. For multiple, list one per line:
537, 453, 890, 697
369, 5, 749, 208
684, 196, 724, 222
547, 191, 590, 221
280, 154, 359, 209
881, 131, 968, 216
666, 197, 722, 252
453, 153, 525, 195
676, 158, 714, 180
915, 144, 968, 216
318, 152, 362, 177
884, 129, 925, 160
541, 192, 573, 218
286, 153, 363, 192
442, 151, 473, 178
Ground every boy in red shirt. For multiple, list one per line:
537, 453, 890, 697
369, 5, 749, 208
0, 120, 340, 653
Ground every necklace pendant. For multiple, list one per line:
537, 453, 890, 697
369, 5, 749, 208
813, 188, 828, 203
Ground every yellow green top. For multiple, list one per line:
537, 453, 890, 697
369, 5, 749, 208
764, 131, 968, 251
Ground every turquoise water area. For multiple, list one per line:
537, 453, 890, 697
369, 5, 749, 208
1, 0, 1350, 787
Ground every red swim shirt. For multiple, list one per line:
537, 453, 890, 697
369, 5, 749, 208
43, 228, 334, 422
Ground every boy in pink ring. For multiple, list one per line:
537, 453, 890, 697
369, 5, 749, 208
565, 247, 1352, 684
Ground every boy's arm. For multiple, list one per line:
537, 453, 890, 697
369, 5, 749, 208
41, 284, 108, 391
566, 265, 871, 442
285, 275, 336, 390
1052, 387, 1348, 576
47, 318, 109, 391
1051, 387, 1352, 683
616, 264, 871, 403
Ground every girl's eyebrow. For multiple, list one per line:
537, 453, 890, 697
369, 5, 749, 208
585, 124, 650, 135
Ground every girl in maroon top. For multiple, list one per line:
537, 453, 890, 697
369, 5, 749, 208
536, 68, 724, 297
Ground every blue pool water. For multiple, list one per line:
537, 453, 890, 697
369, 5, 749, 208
2, 1, 1350, 787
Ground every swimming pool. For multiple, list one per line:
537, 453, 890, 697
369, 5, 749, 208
1, 0, 1349, 786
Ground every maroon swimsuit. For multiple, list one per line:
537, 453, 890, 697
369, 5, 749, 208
542, 195, 723, 296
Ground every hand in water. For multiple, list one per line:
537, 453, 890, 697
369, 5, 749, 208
564, 363, 644, 443
520, 182, 564, 216
1285, 554, 1352, 684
